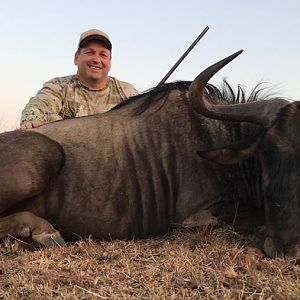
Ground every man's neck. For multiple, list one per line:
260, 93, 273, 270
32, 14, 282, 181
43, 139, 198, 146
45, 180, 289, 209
77, 75, 109, 90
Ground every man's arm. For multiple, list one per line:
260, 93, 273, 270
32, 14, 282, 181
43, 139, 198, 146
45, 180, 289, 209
20, 78, 64, 128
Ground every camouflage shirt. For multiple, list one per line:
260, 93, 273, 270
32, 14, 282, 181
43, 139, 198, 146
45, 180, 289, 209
20, 75, 138, 125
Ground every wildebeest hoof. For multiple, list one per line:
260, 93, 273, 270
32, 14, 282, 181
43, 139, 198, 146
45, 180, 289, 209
32, 231, 66, 247
286, 242, 300, 260
17, 226, 31, 238
263, 237, 277, 258
264, 237, 300, 259
182, 210, 218, 229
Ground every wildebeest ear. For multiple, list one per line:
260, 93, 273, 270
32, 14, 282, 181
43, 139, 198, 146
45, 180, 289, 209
197, 131, 264, 165
197, 145, 255, 164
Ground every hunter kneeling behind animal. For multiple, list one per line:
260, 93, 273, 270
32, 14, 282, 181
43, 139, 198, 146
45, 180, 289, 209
20, 29, 138, 129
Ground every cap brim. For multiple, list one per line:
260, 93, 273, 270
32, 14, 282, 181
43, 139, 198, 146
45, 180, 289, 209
79, 35, 112, 51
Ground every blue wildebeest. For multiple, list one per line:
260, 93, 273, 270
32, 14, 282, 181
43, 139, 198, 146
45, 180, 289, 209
0, 51, 299, 258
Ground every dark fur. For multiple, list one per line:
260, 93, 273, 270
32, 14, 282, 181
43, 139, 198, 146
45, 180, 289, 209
0, 78, 298, 257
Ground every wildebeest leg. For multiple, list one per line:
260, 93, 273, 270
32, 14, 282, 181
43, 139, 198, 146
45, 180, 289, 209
0, 131, 65, 213
0, 211, 65, 246
181, 210, 219, 229
0, 131, 66, 246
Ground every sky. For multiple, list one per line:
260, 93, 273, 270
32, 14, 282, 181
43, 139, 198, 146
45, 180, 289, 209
0, 0, 299, 131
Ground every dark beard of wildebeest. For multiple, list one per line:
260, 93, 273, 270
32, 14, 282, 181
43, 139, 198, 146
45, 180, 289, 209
0, 51, 299, 259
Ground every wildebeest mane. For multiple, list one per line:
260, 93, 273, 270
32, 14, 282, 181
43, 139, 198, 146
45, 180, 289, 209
112, 80, 280, 116
112, 81, 191, 115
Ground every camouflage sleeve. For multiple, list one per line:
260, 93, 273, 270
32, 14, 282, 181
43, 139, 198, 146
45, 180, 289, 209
20, 78, 64, 125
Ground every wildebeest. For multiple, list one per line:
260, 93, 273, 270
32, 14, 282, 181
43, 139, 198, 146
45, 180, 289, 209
0, 51, 299, 258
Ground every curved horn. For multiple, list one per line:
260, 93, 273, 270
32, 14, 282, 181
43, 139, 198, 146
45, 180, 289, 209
188, 50, 286, 128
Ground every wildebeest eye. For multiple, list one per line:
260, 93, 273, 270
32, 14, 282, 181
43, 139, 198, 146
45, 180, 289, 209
258, 139, 275, 164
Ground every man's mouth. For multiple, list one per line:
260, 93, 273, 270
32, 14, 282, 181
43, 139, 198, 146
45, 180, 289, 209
89, 65, 102, 70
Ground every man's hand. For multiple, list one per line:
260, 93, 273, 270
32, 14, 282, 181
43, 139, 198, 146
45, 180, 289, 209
20, 121, 42, 129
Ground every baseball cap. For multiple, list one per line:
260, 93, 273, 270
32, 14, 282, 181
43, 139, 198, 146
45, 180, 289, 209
78, 29, 112, 51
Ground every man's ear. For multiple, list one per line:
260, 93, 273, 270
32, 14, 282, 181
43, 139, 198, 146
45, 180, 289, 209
74, 52, 79, 66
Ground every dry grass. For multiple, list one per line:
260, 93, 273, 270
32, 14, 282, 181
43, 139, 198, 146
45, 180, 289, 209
0, 226, 299, 300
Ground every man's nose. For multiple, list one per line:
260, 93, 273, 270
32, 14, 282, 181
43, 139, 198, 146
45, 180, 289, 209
91, 55, 102, 63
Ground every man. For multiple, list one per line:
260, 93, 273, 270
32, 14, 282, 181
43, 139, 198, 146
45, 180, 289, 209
20, 29, 138, 129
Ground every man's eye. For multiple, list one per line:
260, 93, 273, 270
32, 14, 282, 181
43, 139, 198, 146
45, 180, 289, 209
85, 51, 94, 55
101, 53, 108, 58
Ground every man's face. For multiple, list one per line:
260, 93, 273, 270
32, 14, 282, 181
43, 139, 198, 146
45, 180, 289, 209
74, 40, 111, 88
